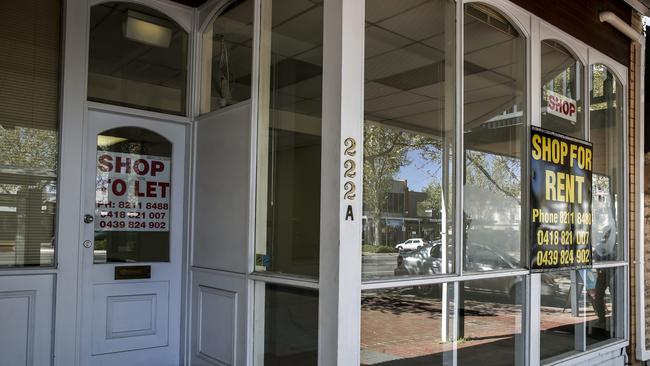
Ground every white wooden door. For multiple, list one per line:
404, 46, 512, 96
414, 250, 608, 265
79, 109, 186, 365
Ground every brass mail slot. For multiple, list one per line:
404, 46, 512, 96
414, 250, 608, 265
115, 265, 151, 280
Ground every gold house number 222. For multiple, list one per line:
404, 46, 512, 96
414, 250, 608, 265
343, 137, 357, 221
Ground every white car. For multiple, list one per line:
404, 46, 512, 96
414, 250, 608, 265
395, 238, 425, 252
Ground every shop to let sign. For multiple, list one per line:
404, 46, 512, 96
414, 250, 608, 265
95, 152, 171, 232
530, 127, 592, 272
546, 91, 577, 124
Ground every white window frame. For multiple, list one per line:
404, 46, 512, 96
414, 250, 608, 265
200, 0, 632, 365
634, 28, 648, 363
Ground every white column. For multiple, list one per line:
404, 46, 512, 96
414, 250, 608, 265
54, 0, 89, 364
318, 0, 365, 364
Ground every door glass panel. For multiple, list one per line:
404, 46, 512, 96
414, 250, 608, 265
94, 127, 172, 263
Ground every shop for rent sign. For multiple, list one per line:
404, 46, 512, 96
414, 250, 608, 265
530, 127, 592, 272
95, 152, 171, 232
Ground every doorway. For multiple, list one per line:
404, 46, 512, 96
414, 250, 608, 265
79, 108, 186, 365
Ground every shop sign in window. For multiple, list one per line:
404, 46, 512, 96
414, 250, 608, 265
95, 152, 171, 232
529, 127, 593, 271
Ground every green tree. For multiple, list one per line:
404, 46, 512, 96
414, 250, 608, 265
363, 122, 442, 245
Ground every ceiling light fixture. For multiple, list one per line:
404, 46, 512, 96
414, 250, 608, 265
124, 10, 172, 48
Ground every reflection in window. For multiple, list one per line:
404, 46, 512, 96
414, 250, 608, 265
589, 64, 623, 262
463, 3, 526, 272
541, 40, 584, 138
256, 0, 323, 277
262, 284, 318, 366
458, 276, 524, 366
541, 268, 620, 362
88, 2, 188, 115
0, 0, 61, 267
94, 128, 172, 263
200, 0, 254, 113
362, 0, 456, 281
361, 285, 454, 365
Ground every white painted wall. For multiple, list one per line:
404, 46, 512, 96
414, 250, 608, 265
190, 100, 252, 365
0, 274, 54, 366
192, 101, 252, 274
190, 269, 248, 366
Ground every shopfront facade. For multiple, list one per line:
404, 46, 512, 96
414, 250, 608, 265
0, 0, 648, 365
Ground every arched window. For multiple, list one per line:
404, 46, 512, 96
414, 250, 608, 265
463, 2, 526, 272
88, 2, 189, 115
589, 63, 624, 263
200, 0, 254, 114
541, 40, 584, 138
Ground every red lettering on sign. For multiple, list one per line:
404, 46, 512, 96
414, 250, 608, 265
114, 156, 132, 174
548, 94, 576, 117
98, 154, 113, 172
159, 182, 170, 198
151, 161, 164, 177
146, 181, 157, 197
135, 180, 145, 197
133, 159, 149, 175
112, 179, 127, 196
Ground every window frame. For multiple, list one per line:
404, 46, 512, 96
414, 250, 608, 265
86, 0, 194, 118
242, 0, 631, 365
356, 2, 630, 366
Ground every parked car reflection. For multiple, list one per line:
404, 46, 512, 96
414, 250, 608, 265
395, 241, 562, 303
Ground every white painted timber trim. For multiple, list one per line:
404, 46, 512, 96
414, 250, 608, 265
318, 0, 364, 364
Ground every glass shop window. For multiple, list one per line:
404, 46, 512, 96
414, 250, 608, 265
0, 0, 61, 267
361, 285, 455, 364
540, 268, 622, 363
541, 40, 584, 138
88, 2, 189, 115
463, 3, 526, 272
200, 0, 254, 113
255, 0, 323, 278
362, 0, 457, 281
589, 64, 624, 263
260, 284, 318, 365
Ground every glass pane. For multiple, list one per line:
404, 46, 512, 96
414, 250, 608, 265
541, 40, 584, 138
541, 268, 621, 363
540, 271, 578, 360
200, 0, 254, 113
94, 127, 172, 263
458, 276, 524, 366
255, 0, 323, 277
585, 268, 619, 347
261, 284, 318, 365
589, 64, 623, 262
361, 285, 454, 365
645, 123, 650, 349
88, 2, 188, 115
0, 0, 61, 267
362, 0, 456, 281
463, 4, 526, 272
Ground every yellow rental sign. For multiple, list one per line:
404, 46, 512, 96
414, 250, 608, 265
529, 127, 593, 272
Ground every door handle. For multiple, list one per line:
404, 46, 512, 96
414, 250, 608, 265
84, 214, 94, 224
82, 240, 93, 248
